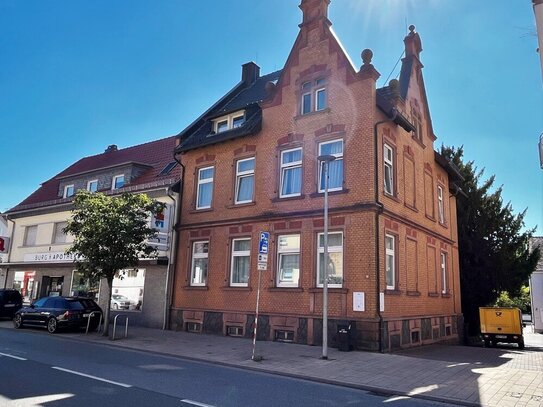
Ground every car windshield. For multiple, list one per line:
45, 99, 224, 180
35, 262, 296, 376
113, 295, 128, 300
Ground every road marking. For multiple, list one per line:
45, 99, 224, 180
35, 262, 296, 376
181, 400, 216, 407
51, 367, 132, 388
0, 352, 27, 361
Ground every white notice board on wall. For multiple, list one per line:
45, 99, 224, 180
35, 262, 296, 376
353, 292, 365, 312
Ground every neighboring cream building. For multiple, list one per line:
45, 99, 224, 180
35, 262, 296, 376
0, 215, 9, 285
2, 137, 181, 328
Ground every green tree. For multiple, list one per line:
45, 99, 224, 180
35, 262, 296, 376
494, 286, 531, 313
441, 146, 540, 335
65, 191, 164, 336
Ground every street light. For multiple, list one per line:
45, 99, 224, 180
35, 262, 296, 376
318, 154, 336, 360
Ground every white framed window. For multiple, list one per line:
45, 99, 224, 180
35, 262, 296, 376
437, 185, 445, 224
52, 222, 68, 244
196, 166, 214, 209
87, 180, 98, 193
213, 110, 246, 133
315, 78, 327, 111
385, 234, 396, 290
113, 175, 125, 190
190, 241, 209, 286
384, 144, 394, 195
235, 157, 255, 204
441, 252, 447, 293
230, 238, 251, 286
300, 78, 327, 115
317, 232, 343, 288
63, 184, 75, 198
280, 148, 302, 198
318, 139, 343, 192
24, 225, 38, 246
277, 235, 300, 287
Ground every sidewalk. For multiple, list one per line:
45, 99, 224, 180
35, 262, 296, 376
3, 320, 543, 406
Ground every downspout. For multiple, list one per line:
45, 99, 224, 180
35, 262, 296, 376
162, 151, 185, 330
373, 107, 398, 353
162, 184, 179, 330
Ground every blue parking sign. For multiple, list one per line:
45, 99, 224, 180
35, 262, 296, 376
259, 232, 269, 254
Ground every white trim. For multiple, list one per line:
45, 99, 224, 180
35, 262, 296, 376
384, 144, 394, 195
437, 185, 445, 224
276, 234, 301, 287
212, 110, 246, 133
112, 174, 125, 190
87, 179, 98, 192
318, 139, 344, 193
230, 238, 250, 287
441, 251, 447, 294
235, 157, 255, 204
190, 241, 209, 286
317, 231, 343, 288
196, 166, 214, 210
280, 148, 303, 198
385, 234, 395, 290
315, 87, 326, 111
63, 184, 75, 198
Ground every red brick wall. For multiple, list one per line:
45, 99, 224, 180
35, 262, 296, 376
171, 15, 461, 346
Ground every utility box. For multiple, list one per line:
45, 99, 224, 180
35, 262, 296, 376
479, 307, 524, 349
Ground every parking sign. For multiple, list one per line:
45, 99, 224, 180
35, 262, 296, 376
259, 232, 269, 254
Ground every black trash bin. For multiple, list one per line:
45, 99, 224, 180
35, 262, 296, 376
337, 323, 351, 351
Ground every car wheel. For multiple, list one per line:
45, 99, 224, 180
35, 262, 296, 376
47, 317, 58, 334
13, 314, 23, 329
519, 339, 525, 350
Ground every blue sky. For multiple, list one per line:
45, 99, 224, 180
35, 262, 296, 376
1, 0, 541, 232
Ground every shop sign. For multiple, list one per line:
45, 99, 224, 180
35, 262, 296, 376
0, 236, 9, 253
23, 252, 83, 263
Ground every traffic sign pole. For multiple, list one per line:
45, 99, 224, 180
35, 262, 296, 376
252, 231, 269, 362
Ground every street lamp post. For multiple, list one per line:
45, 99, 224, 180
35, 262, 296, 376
318, 154, 336, 360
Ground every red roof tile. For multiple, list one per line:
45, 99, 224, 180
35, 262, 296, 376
9, 136, 181, 212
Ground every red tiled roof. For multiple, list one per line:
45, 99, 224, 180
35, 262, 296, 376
9, 136, 181, 212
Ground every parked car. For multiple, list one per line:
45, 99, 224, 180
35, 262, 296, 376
110, 294, 134, 310
13, 296, 102, 333
0, 289, 23, 319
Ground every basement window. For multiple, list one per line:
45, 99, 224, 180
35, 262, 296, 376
226, 326, 244, 337
275, 330, 295, 342
186, 322, 202, 333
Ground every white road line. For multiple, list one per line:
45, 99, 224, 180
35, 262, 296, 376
51, 367, 132, 388
181, 400, 216, 407
0, 352, 27, 361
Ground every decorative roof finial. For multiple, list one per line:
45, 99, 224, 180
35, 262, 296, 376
409, 24, 416, 34
361, 49, 373, 66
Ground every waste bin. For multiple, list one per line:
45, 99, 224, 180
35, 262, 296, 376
337, 322, 355, 351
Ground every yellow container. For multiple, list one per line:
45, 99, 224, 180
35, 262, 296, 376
479, 307, 524, 349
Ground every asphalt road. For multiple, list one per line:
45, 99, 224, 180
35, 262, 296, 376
0, 326, 452, 407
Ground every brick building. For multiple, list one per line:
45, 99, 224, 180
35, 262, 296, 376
171, 0, 463, 351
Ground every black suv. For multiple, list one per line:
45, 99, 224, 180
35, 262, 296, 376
0, 289, 23, 319
14, 296, 102, 333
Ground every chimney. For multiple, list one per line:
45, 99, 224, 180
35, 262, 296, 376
105, 145, 118, 153
299, 0, 331, 27
241, 62, 260, 85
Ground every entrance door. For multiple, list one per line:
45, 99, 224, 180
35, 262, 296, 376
40, 276, 51, 298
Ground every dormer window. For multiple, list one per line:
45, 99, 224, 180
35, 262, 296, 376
113, 175, 125, 190
213, 111, 245, 134
63, 185, 75, 198
87, 180, 98, 193
301, 78, 327, 115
